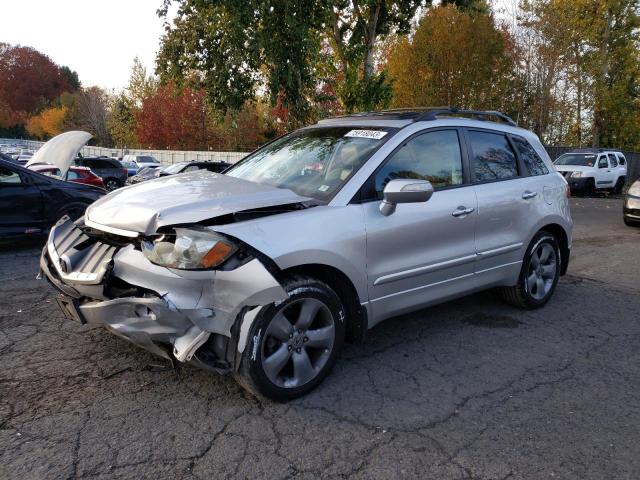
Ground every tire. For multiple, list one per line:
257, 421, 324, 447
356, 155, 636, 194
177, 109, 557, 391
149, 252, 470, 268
235, 275, 346, 401
584, 178, 595, 196
500, 231, 561, 309
613, 177, 625, 195
624, 217, 640, 227
104, 178, 121, 191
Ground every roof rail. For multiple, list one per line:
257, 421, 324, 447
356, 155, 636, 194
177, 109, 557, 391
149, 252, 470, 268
416, 107, 518, 127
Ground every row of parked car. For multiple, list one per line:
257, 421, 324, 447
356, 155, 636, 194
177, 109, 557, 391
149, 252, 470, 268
0, 132, 232, 239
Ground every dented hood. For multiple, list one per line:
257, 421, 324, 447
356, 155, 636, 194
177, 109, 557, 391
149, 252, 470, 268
85, 170, 310, 235
26, 131, 92, 176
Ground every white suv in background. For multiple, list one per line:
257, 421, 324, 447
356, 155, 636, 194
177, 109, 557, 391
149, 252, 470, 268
554, 149, 627, 194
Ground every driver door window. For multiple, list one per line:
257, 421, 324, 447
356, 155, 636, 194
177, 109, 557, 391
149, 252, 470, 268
598, 156, 608, 168
374, 129, 463, 198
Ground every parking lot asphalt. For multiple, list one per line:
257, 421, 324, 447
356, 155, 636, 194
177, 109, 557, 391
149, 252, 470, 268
1, 197, 639, 480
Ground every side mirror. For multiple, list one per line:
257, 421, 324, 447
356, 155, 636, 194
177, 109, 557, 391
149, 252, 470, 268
379, 179, 434, 216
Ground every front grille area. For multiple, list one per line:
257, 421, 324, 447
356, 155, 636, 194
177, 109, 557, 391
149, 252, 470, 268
47, 218, 118, 284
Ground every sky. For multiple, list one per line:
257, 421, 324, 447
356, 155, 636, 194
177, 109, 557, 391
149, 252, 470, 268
2, 0, 175, 92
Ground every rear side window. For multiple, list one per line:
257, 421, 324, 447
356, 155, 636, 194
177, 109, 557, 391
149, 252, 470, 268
469, 130, 518, 182
87, 159, 116, 169
374, 129, 463, 197
512, 136, 548, 176
608, 154, 617, 167
617, 154, 626, 165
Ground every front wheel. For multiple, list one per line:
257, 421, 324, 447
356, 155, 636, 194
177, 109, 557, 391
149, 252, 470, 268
501, 231, 561, 309
235, 275, 346, 401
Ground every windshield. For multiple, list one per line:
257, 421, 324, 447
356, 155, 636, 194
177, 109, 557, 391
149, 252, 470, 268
555, 153, 596, 167
162, 162, 187, 174
225, 126, 396, 201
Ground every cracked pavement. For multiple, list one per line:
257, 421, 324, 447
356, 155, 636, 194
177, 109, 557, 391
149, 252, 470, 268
1, 197, 640, 479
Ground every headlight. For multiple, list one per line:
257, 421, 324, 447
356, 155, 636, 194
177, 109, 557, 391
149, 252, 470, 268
142, 228, 237, 270
628, 182, 640, 197
570, 171, 582, 178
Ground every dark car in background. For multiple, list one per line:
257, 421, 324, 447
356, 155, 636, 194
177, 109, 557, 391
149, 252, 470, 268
126, 160, 231, 184
75, 156, 127, 191
159, 160, 231, 176
0, 159, 104, 239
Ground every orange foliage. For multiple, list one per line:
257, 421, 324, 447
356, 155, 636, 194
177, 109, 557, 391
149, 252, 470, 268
26, 106, 68, 139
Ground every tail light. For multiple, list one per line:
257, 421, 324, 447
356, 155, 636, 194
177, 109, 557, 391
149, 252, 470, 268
566, 184, 571, 198
123, 168, 128, 178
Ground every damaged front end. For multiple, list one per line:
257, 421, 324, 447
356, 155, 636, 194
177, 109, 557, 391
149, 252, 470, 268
40, 216, 287, 372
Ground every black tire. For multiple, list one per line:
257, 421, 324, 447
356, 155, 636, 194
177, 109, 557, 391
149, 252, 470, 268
500, 231, 561, 309
235, 275, 346, 401
613, 177, 625, 195
584, 178, 595, 196
624, 217, 639, 227
104, 178, 121, 191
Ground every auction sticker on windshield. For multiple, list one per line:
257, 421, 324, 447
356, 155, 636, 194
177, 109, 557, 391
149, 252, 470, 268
344, 130, 388, 140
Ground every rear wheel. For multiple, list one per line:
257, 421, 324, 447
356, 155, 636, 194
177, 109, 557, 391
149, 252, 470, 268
235, 275, 345, 401
104, 178, 121, 191
501, 231, 561, 309
613, 177, 625, 195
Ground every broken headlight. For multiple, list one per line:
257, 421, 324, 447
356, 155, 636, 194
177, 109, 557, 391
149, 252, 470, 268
141, 228, 237, 270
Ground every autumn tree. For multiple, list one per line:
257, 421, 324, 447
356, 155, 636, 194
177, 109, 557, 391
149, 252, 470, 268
384, 5, 518, 113
135, 82, 210, 150
511, 0, 640, 149
26, 106, 68, 139
0, 44, 78, 130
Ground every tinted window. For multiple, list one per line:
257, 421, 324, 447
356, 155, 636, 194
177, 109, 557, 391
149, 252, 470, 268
598, 156, 608, 168
469, 131, 518, 182
512, 136, 548, 176
0, 166, 22, 184
375, 130, 463, 197
86, 159, 116, 169
618, 154, 626, 165
608, 154, 617, 167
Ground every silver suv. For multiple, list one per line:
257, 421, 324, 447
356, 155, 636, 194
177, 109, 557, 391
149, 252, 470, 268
40, 108, 573, 400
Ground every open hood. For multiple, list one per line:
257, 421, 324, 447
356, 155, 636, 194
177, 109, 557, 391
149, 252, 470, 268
85, 170, 311, 235
26, 131, 92, 176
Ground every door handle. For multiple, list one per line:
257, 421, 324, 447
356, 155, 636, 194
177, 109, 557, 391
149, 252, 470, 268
452, 206, 475, 217
522, 191, 538, 199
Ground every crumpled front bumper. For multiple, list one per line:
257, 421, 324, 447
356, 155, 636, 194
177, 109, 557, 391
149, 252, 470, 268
40, 217, 287, 364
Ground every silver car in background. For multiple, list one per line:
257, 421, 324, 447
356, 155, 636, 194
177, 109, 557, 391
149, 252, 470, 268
40, 108, 572, 400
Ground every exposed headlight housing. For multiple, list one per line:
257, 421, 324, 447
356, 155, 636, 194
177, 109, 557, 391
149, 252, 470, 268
570, 171, 582, 178
141, 227, 237, 270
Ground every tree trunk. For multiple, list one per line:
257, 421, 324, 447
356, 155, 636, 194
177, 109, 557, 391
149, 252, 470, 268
592, 8, 611, 148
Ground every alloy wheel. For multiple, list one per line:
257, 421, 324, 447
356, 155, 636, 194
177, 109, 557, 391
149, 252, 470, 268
105, 179, 119, 191
261, 298, 336, 388
526, 243, 557, 300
